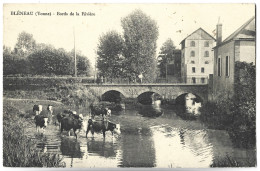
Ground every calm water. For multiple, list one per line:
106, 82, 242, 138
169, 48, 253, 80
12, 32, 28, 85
25, 104, 254, 168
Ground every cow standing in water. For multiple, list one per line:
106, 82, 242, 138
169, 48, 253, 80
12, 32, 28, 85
33, 105, 43, 115
60, 113, 85, 139
86, 119, 121, 138
34, 114, 49, 134
90, 104, 111, 119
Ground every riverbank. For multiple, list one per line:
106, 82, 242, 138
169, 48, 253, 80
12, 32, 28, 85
3, 100, 66, 167
3, 83, 99, 167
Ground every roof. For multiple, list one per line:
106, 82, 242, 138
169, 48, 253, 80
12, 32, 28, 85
179, 27, 216, 44
216, 16, 255, 47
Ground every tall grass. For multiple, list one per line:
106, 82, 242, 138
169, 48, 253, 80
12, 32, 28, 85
3, 104, 66, 167
211, 154, 256, 167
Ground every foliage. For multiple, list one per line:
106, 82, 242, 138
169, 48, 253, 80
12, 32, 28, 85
3, 50, 30, 75
14, 31, 36, 58
77, 54, 93, 76
3, 104, 66, 167
97, 30, 124, 78
121, 9, 159, 82
200, 61, 256, 148
3, 32, 92, 76
27, 47, 72, 75
210, 154, 256, 167
157, 38, 176, 77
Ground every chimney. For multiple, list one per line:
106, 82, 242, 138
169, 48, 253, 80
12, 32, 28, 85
216, 17, 222, 45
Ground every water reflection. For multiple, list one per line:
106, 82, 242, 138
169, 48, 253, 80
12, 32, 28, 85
151, 125, 213, 168
60, 137, 84, 158
87, 139, 117, 158
119, 127, 156, 167
138, 104, 164, 118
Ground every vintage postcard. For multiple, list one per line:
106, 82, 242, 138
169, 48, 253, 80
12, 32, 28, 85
2, 3, 256, 168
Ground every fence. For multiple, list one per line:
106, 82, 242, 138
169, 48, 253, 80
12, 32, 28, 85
3, 76, 209, 86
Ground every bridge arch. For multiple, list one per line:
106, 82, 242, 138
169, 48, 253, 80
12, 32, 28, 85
137, 91, 162, 105
101, 90, 125, 103
175, 92, 204, 104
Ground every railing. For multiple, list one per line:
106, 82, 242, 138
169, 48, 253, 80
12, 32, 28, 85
3, 76, 209, 86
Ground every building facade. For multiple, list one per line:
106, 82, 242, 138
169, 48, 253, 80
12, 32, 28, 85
212, 16, 255, 99
180, 28, 216, 84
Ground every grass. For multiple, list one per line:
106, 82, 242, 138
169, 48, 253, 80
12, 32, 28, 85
3, 101, 66, 167
211, 154, 256, 167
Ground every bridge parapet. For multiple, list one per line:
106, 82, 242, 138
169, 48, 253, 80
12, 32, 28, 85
84, 84, 208, 103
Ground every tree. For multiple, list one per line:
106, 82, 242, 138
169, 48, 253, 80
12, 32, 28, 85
3, 45, 30, 75
97, 30, 124, 78
121, 9, 159, 82
14, 31, 36, 58
77, 54, 92, 76
157, 38, 176, 77
28, 47, 71, 75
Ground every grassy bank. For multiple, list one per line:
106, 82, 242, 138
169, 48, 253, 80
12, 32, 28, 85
3, 82, 99, 167
4, 83, 99, 113
210, 154, 256, 167
3, 101, 66, 167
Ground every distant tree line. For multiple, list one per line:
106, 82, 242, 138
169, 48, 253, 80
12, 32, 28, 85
3, 31, 92, 76
97, 10, 159, 83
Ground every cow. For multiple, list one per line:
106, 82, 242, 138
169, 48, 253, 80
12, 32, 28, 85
47, 105, 53, 115
47, 105, 54, 123
86, 119, 121, 138
90, 104, 111, 119
60, 116, 84, 139
33, 105, 43, 115
34, 114, 49, 133
56, 110, 78, 127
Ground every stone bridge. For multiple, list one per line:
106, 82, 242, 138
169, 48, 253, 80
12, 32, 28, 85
84, 83, 209, 102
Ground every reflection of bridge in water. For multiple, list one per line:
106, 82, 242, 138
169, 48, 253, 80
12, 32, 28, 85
84, 83, 209, 103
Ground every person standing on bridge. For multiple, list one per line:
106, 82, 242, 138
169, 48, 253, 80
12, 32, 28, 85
138, 73, 143, 84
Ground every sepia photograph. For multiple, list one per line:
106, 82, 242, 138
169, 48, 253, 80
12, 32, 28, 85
2, 2, 257, 168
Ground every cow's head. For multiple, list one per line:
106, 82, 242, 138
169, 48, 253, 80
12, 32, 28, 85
47, 105, 53, 112
43, 117, 48, 127
38, 105, 43, 112
113, 124, 121, 135
106, 108, 112, 116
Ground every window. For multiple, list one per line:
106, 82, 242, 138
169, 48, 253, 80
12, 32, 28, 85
192, 67, 196, 73
190, 51, 195, 57
204, 41, 209, 47
205, 61, 209, 64
191, 61, 195, 64
218, 57, 222, 76
204, 51, 209, 57
192, 77, 196, 83
201, 67, 205, 73
190, 41, 195, 47
225, 56, 230, 76
201, 78, 205, 83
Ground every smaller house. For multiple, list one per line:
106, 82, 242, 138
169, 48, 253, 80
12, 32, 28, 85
212, 16, 255, 99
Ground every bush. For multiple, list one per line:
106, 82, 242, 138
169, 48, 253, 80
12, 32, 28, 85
200, 62, 256, 148
211, 154, 256, 167
3, 104, 66, 167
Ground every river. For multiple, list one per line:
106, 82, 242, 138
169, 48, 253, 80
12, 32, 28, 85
25, 104, 255, 168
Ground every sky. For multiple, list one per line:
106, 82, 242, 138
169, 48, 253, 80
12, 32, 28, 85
3, 3, 255, 67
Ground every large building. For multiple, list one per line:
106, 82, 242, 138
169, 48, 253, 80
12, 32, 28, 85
212, 16, 255, 99
180, 28, 216, 84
